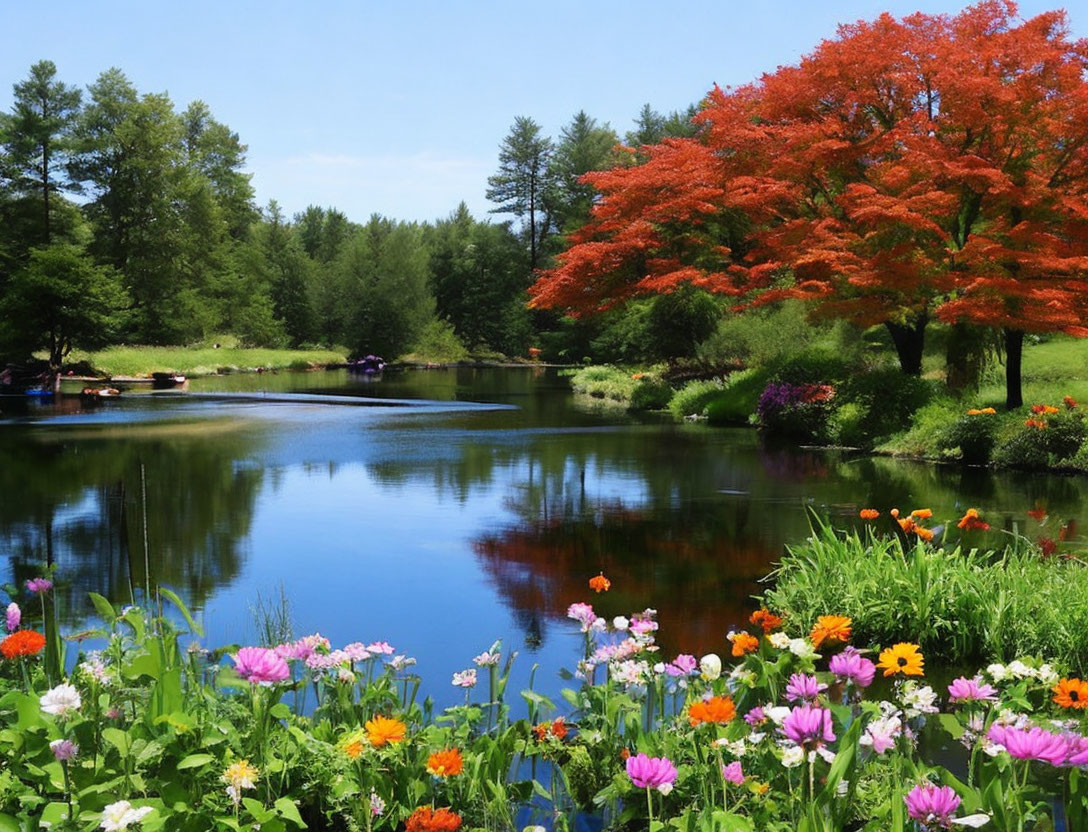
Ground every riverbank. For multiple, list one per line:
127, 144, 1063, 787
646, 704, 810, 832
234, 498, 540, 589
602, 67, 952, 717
62, 340, 348, 378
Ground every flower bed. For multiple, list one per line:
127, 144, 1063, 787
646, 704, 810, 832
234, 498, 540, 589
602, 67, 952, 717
2, 552, 1087, 830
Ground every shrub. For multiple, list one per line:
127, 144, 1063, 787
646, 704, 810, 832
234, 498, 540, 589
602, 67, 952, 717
756, 380, 836, 442
628, 377, 674, 411
705, 367, 772, 425
877, 400, 962, 458
992, 409, 1088, 470
564, 365, 639, 402
768, 348, 855, 386
829, 402, 866, 447
835, 369, 934, 446
938, 412, 1002, 465
667, 378, 725, 418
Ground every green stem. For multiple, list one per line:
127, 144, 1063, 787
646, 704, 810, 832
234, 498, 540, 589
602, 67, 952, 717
646, 786, 654, 825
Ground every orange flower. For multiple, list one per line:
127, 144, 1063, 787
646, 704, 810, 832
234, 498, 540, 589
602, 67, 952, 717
1, 629, 46, 659
749, 609, 783, 634
533, 717, 568, 741
619, 747, 631, 760
688, 695, 736, 727
1064, 396, 1077, 410
898, 516, 934, 542
1025, 418, 1048, 430
426, 748, 464, 777
365, 715, 406, 747
1031, 404, 1060, 415
1027, 504, 1048, 522
729, 631, 759, 657
588, 573, 611, 593
405, 806, 462, 832
1053, 678, 1088, 710
980, 407, 996, 414
876, 643, 924, 677
890, 508, 900, 518
1039, 537, 1057, 557
859, 508, 880, 520
957, 508, 990, 532
550, 717, 568, 740
915, 526, 935, 542
809, 615, 851, 649
910, 509, 932, 519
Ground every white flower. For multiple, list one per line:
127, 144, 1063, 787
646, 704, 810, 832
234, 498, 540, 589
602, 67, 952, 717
653, 662, 666, 674
100, 801, 153, 831
473, 650, 501, 667
656, 781, 673, 796
901, 683, 939, 718
337, 668, 355, 684
591, 617, 607, 633
699, 653, 722, 680
1007, 660, 1035, 679
723, 739, 747, 757
788, 638, 819, 660
986, 663, 1010, 682
780, 744, 804, 767
1037, 664, 1059, 686
729, 666, 756, 686
40, 683, 81, 718
748, 731, 766, 744
451, 669, 477, 688
524, 827, 547, 832
768, 632, 791, 649
766, 706, 791, 726
951, 814, 991, 827
612, 616, 630, 631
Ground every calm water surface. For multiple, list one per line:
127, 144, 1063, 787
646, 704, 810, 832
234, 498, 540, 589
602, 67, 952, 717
1, 368, 1085, 708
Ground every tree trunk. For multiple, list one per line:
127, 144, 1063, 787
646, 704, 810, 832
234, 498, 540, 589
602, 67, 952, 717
885, 315, 928, 376
945, 322, 984, 394
1004, 328, 1024, 410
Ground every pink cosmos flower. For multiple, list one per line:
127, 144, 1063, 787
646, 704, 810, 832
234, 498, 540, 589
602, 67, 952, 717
343, 642, 371, 662
1065, 735, 1088, 767
625, 753, 677, 792
721, 761, 744, 785
26, 578, 52, 595
783, 704, 835, 747
566, 603, 596, 632
860, 715, 901, 755
5, 602, 20, 633
232, 647, 290, 684
785, 673, 827, 703
666, 654, 697, 677
630, 618, 658, 637
744, 706, 766, 727
904, 783, 961, 827
987, 724, 1068, 766
274, 633, 329, 661
366, 641, 394, 655
947, 676, 998, 703
828, 647, 876, 688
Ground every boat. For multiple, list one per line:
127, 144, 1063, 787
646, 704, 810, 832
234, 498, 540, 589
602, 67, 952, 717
348, 355, 385, 375
151, 372, 187, 389
80, 387, 122, 399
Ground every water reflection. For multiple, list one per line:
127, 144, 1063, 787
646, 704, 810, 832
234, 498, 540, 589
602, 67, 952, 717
0, 369, 1085, 704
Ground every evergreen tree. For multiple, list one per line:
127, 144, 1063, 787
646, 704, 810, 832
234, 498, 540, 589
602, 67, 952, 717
182, 101, 256, 239
486, 116, 554, 270
547, 111, 618, 234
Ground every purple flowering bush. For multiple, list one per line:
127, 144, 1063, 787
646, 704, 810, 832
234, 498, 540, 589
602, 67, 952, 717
757, 381, 837, 442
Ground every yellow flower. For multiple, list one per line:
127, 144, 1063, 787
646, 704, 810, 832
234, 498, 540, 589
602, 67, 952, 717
876, 643, 924, 677
365, 715, 407, 747
809, 615, 852, 649
222, 759, 259, 791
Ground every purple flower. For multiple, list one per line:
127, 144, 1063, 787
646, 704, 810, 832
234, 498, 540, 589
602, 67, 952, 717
666, 654, 697, 677
987, 724, 1068, 766
566, 603, 596, 632
744, 706, 767, 727
5, 602, 20, 633
721, 761, 744, 785
1065, 734, 1088, 767
26, 578, 53, 595
232, 647, 290, 684
49, 739, 78, 761
828, 647, 875, 688
625, 753, 678, 792
785, 673, 827, 703
904, 783, 961, 827
947, 676, 998, 703
782, 704, 835, 747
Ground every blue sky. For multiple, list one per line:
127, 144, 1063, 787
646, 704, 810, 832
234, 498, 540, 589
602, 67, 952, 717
4, 1, 1084, 224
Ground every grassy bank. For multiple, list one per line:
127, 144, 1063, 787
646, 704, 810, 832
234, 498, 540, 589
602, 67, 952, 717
64, 336, 347, 377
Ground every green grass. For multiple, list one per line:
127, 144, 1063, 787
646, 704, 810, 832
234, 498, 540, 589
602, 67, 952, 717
975, 335, 1088, 408
66, 336, 347, 377
762, 518, 1088, 672
563, 365, 643, 402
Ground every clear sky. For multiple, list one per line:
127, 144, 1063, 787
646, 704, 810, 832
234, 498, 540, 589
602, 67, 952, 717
3, 1, 1084, 224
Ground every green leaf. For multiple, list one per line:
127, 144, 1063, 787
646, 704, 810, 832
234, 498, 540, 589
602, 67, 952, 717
269, 702, 291, 720
158, 587, 203, 637
177, 753, 215, 770
0, 813, 20, 832
89, 592, 117, 623
273, 797, 306, 829
102, 727, 131, 758
937, 712, 965, 740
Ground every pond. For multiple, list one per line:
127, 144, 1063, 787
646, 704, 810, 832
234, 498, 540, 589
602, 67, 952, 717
1, 367, 1084, 710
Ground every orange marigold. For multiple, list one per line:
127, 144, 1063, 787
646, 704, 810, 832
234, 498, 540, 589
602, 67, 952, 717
910, 508, 932, 519
749, 609, 783, 634
1, 629, 46, 659
876, 643, 924, 677
859, 508, 880, 520
957, 508, 990, 532
426, 748, 464, 777
729, 631, 759, 657
809, 615, 851, 649
405, 806, 462, 832
688, 695, 736, 727
365, 715, 406, 747
1054, 678, 1088, 710
588, 573, 611, 593
533, 717, 568, 742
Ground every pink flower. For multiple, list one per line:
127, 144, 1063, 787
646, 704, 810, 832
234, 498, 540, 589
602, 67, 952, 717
782, 704, 835, 747
904, 783, 960, 827
666, 654, 697, 676
1065, 735, 1088, 767
50, 739, 78, 761
625, 753, 677, 792
232, 647, 290, 684
273, 633, 329, 661
452, 669, 477, 688
785, 673, 827, 703
828, 647, 875, 688
744, 706, 766, 726
5, 603, 20, 633
947, 676, 998, 703
343, 642, 371, 662
721, 761, 744, 785
987, 724, 1068, 766
26, 578, 52, 595
566, 603, 596, 632
366, 641, 394, 655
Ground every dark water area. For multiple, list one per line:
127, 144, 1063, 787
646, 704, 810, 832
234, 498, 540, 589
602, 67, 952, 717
1, 367, 1085, 709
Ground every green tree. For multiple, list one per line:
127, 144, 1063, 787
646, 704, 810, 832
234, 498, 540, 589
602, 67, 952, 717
182, 101, 256, 239
2, 60, 82, 246
0, 243, 126, 383
486, 116, 554, 270
647, 286, 721, 363
547, 111, 618, 234
243, 201, 315, 345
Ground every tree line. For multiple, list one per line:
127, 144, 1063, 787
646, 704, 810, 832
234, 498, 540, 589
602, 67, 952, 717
0, 59, 701, 380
